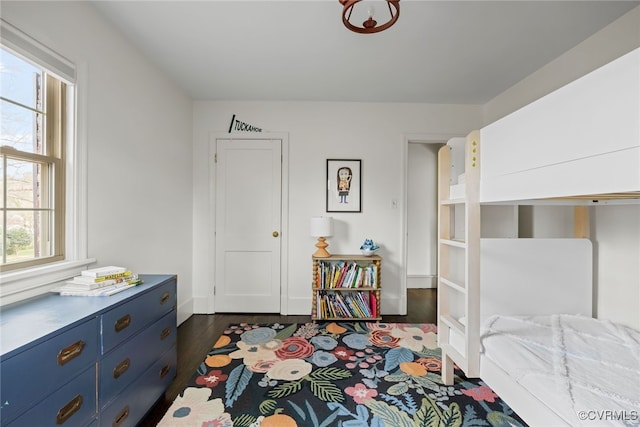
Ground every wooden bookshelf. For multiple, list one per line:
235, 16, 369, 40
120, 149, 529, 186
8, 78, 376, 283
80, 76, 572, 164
311, 254, 382, 321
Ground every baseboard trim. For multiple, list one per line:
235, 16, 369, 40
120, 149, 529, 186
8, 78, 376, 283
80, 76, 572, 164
407, 275, 437, 289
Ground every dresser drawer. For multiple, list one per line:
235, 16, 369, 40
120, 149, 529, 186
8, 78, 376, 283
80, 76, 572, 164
99, 310, 176, 408
7, 366, 97, 427
100, 346, 176, 427
1, 318, 98, 424
100, 279, 176, 354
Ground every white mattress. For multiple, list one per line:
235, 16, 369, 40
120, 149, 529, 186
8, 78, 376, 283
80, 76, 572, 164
481, 314, 640, 426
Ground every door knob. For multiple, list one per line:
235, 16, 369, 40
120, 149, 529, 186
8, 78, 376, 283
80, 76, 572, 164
273, 231, 279, 237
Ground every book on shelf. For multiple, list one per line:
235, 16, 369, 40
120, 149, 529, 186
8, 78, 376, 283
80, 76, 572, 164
317, 260, 379, 289
81, 265, 128, 278
316, 290, 377, 319
369, 292, 378, 318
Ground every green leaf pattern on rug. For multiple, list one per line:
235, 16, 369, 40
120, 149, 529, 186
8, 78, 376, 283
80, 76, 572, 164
309, 366, 352, 381
275, 323, 298, 340
267, 379, 304, 399
267, 367, 352, 403
368, 397, 463, 427
258, 399, 278, 415
365, 399, 416, 427
232, 413, 258, 427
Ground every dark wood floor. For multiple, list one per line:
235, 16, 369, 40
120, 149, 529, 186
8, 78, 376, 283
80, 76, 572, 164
139, 288, 436, 426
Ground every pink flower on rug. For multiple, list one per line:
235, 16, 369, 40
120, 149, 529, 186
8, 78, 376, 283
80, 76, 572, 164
345, 383, 378, 404
416, 357, 442, 372
461, 385, 498, 402
275, 336, 314, 359
369, 329, 401, 348
332, 346, 354, 360
249, 359, 280, 373
418, 323, 438, 334
195, 370, 228, 388
366, 322, 396, 330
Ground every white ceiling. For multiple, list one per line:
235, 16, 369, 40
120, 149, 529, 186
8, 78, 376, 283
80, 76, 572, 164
91, 1, 639, 104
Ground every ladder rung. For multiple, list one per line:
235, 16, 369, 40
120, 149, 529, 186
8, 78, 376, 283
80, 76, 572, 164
440, 314, 465, 334
439, 277, 466, 294
440, 198, 466, 205
439, 238, 467, 248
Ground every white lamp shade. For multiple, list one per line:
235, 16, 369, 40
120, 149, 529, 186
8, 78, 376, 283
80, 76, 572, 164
310, 217, 333, 237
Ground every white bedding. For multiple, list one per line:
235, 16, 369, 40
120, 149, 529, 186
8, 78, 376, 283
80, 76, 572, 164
481, 314, 640, 426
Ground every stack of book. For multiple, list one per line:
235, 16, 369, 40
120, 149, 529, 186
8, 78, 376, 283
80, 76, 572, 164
316, 290, 377, 319
53, 266, 143, 296
316, 260, 379, 289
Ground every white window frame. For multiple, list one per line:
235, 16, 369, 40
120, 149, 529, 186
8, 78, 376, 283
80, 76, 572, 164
0, 19, 94, 305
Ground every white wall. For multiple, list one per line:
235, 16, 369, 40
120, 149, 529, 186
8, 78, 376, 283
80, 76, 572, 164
2, 2, 195, 324
192, 102, 482, 315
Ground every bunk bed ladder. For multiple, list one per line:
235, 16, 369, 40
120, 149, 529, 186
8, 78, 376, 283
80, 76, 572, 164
437, 131, 481, 385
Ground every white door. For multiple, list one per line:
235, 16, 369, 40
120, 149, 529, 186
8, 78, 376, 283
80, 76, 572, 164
214, 138, 281, 312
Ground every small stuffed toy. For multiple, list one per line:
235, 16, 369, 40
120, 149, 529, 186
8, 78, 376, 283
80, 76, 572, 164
360, 239, 380, 252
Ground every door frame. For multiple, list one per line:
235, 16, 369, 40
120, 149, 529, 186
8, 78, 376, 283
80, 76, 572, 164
208, 132, 290, 314
400, 133, 461, 315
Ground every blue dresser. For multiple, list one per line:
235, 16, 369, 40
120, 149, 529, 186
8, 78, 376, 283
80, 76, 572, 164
0, 274, 177, 427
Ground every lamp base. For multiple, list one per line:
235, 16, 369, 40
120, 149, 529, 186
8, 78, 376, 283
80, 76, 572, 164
313, 237, 331, 258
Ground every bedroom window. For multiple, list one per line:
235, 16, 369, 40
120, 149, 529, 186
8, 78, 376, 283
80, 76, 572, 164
0, 19, 90, 301
1, 47, 66, 272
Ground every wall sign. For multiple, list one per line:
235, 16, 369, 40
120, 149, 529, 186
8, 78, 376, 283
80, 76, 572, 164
228, 114, 263, 133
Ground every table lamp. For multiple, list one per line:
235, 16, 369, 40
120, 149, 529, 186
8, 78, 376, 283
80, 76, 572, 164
310, 216, 334, 258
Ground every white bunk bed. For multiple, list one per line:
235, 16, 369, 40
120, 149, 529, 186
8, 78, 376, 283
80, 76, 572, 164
438, 47, 640, 426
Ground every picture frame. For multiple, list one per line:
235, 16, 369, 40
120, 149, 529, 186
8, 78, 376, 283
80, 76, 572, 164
326, 159, 361, 213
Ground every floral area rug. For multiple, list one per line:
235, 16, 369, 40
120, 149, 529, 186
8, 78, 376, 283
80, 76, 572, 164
158, 322, 526, 427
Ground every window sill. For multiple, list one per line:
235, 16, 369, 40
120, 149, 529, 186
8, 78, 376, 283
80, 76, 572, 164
0, 258, 96, 306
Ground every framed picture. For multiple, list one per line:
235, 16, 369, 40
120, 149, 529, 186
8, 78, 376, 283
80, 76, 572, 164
326, 159, 361, 212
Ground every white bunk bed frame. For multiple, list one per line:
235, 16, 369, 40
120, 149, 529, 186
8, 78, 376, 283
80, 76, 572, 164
437, 47, 640, 425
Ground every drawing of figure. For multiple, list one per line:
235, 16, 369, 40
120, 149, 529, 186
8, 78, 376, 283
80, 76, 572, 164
337, 166, 352, 203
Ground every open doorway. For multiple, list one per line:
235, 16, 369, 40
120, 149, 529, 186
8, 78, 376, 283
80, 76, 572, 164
406, 141, 445, 289
402, 134, 463, 309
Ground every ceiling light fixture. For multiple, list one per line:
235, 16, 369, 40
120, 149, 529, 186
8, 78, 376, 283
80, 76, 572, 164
340, 0, 400, 34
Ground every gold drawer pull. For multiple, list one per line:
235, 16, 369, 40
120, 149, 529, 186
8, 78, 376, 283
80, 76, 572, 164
160, 327, 172, 340
113, 405, 129, 427
159, 364, 171, 379
160, 292, 171, 304
114, 314, 131, 332
56, 394, 82, 425
113, 358, 130, 379
57, 340, 85, 366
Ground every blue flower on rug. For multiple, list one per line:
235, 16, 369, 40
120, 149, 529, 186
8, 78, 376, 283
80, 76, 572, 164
159, 322, 526, 427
